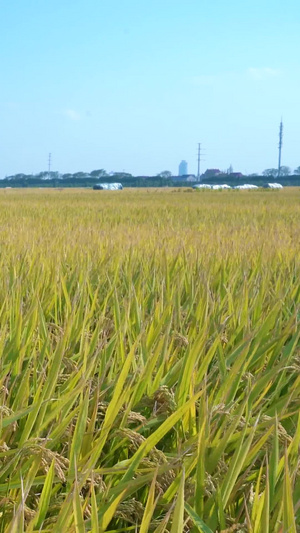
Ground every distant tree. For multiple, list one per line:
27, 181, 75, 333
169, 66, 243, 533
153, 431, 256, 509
73, 172, 88, 179
112, 172, 132, 179
90, 169, 107, 177
279, 166, 291, 176
294, 166, 300, 175
262, 168, 277, 177
247, 173, 259, 177
11, 173, 26, 180
157, 171, 172, 178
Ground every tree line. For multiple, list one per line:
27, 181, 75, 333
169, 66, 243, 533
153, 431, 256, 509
1, 167, 300, 188
262, 166, 300, 177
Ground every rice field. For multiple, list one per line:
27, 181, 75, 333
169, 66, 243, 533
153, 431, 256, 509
0, 187, 300, 532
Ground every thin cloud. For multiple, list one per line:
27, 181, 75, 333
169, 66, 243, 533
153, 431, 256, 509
63, 109, 81, 120
247, 67, 280, 81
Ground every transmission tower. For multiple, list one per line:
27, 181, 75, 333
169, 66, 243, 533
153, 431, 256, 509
277, 120, 283, 178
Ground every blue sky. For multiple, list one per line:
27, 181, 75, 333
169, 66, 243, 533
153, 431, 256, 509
0, 0, 299, 177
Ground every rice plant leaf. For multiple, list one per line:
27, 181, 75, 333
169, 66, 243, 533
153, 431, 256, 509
34, 458, 55, 528
121, 390, 203, 484
152, 504, 175, 533
91, 483, 99, 533
221, 418, 257, 507
252, 462, 264, 531
99, 489, 127, 532
139, 469, 158, 533
269, 415, 279, 503
283, 450, 296, 533
184, 502, 213, 533
261, 456, 270, 533
176, 331, 207, 407
73, 481, 86, 533
170, 468, 185, 533
68, 391, 89, 484
195, 421, 206, 517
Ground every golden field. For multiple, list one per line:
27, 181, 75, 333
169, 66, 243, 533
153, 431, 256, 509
0, 187, 299, 532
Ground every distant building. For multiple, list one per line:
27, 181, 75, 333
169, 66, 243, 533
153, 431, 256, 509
179, 160, 188, 176
203, 169, 222, 178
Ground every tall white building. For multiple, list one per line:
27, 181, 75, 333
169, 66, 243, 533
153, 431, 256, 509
179, 160, 188, 176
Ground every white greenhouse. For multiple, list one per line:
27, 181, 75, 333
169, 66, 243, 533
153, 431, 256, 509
193, 184, 212, 189
264, 183, 283, 189
235, 184, 259, 190
93, 183, 123, 190
212, 184, 231, 190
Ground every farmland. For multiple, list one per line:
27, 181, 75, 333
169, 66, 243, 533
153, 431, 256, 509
0, 188, 300, 532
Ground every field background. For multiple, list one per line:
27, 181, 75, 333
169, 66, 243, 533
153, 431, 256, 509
0, 188, 299, 532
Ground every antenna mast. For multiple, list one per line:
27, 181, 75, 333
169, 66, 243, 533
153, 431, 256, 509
277, 120, 283, 178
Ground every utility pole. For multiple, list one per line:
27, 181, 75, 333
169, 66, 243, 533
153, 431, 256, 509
277, 120, 283, 179
197, 143, 201, 180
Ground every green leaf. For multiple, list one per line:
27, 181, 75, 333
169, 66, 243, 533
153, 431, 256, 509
184, 502, 213, 533
170, 468, 185, 533
34, 458, 55, 528
283, 450, 296, 533
73, 481, 86, 533
140, 470, 158, 533
68, 391, 89, 485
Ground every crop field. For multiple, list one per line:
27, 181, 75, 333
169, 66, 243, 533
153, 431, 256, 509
0, 187, 300, 532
